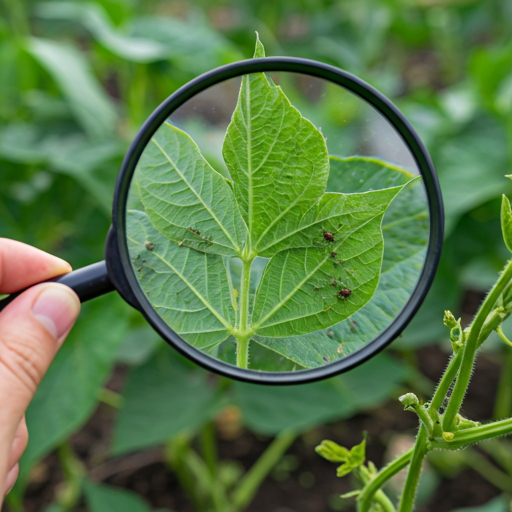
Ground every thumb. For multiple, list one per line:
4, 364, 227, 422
0, 283, 80, 445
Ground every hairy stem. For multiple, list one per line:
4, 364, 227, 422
358, 466, 397, 512
494, 348, 512, 420
398, 427, 428, 512
358, 448, 413, 512
231, 431, 297, 511
443, 258, 512, 430
235, 256, 254, 368
430, 350, 463, 413
434, 417, 512, 449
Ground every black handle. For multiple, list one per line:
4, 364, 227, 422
0, 261, 114, 312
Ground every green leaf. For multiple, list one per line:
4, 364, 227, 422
315, 440, 351, 462
501, 194, 512, 252
222, 47, 329, 255
113, 348, 226, 455
126, 210, 235, 349
26, 38, 118, 139
251, 186, 405, 337
136, 122, 247, 257
83, 479, 172, 512
328, 155, 415, 193
36, 2, 169, 63
18, 296, 130, 487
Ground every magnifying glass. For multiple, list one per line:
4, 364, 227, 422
0, 39, 443, 385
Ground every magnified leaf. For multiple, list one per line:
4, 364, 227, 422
252, 186, 405, 337
222, 37, 329, 255
127, 210, 236, 349
127, 36, 421, 370
137, 123, 247, 257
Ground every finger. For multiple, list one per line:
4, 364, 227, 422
0, 283, 80, 453
8, 416, 28, 469
0, 238, 72, 294
3, 463, 19, 498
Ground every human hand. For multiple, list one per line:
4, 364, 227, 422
0, 239, 80, 503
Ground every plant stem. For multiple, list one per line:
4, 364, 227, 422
429, 350, 463, 413
433, 417, 512, 449
236, 256, 254, 368
358, 448, 413, 512
202, 422, 217, 476
56, 441, 86, 510
443, 258, 512, 430
357, 466, 397, 512
231, 431, 297, 511
462, 448, 512, 492
398, 427, 428, 512
494, 347, 512, 420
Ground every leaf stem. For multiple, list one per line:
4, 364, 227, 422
236, 255, 254, 368
357, 448, 413, 512
398, 426, 427, 512
443, 258, 512, 430
231, 431, 297, 511
433, 417, 512, 449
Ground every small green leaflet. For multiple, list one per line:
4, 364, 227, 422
501, 194, 512, 253
128, 35, 423, 370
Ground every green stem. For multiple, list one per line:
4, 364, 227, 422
357, 466, 397, 512
236, 256, 254, 368
443, 259, 512, 430
430, 350, 463, 413
462, 449, 512, 492
357, 448, 413, 512
56, 441, 86, 510
494, 348, 512, 420
433, 417, 512, 450
201, 422, 217, 476
497, 324, 512, 348
231, 431, 297, 511
398, 427, 428, 512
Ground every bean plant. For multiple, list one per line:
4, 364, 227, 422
127, 36, 417, 371
317, 189, 512, 510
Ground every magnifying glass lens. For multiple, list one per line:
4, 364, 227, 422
125, 68, 429, 373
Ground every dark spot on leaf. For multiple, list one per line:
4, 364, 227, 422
351, 320, 357, 325
323, 230, 334, 242
330, 252, 337, 259
145, 242, 154, 251
314, 287, 320, 292
338, 289, 351, 299
327, 330, 334, 339
137, 267, 142, 272
142, 259, 146, 263
188, 227, 201, 236
323, 356, 329, 363
331, 279, 337, 287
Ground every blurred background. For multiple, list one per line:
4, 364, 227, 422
2, 0, 512, 511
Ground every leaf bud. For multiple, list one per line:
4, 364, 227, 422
443, 310, 458, 329
442, 432, 454, 441
399, 392, 419, 410
315, 440, 350, 462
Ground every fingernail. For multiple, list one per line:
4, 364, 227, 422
4, 463, 19, 497
32, 286, 80, 342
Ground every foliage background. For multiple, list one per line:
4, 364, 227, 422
2, 0, 512, 511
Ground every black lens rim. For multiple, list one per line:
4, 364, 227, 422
113, 57, 444, 385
